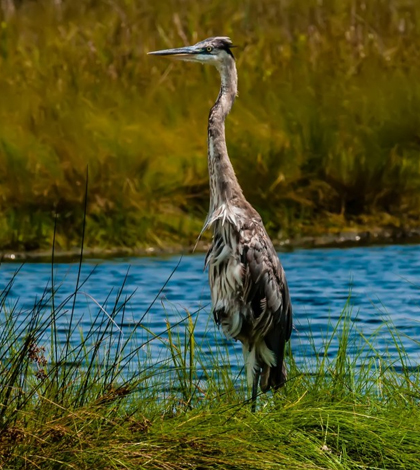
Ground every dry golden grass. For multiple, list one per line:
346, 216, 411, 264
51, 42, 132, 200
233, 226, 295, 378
1, 0, 420, 251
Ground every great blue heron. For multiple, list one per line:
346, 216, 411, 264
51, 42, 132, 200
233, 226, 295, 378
149, 37, 292, 410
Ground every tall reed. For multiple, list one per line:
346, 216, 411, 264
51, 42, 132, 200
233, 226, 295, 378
1, 0, 420, 252
0, 256, 419, 468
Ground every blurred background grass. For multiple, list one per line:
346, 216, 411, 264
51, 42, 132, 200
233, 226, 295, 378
1, 0, 420, 251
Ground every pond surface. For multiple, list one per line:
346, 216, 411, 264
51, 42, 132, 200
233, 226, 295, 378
1, 244, 419, 376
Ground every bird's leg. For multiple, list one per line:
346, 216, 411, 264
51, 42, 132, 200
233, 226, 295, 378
251, 367, 261, 413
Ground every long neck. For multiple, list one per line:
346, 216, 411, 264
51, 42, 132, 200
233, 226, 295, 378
207, 57, 244, 213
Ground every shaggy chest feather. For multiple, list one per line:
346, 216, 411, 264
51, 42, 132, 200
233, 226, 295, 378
206, 219, 248, 339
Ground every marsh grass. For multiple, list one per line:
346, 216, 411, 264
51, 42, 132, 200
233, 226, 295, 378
1, 0, 420, 251
0, 259, 419, 469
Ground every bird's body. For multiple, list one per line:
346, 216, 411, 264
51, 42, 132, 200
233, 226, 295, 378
206, 205, 292, 392
149, 37, 292, 405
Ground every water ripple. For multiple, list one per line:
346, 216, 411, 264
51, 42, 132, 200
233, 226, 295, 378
1, 244, 419, 370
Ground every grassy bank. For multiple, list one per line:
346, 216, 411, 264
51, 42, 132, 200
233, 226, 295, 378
0, 263, 419, 469
1, 0, 420, 252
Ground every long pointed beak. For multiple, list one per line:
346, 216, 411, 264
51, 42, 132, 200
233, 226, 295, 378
148, 46, 197, 57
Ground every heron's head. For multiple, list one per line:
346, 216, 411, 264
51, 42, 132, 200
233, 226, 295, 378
148, 36, 235, 67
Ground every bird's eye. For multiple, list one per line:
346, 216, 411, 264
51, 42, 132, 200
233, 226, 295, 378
206, 46, 213, 52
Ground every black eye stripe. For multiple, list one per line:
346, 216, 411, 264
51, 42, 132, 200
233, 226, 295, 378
200, 45, 234, 58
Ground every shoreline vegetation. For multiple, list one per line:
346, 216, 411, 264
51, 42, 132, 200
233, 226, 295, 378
2, 224, 420, 261
1, 3, 419, 466
1, 0, 420, 254
0, 259, 419, 468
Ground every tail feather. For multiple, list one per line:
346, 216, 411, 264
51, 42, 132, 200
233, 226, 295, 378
261, 306, 290, 392
270, 359, 287, 390
260, 351, 287, 393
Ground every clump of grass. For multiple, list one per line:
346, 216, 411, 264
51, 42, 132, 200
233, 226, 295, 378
1, 0, 420, 252
0, 258, 419, 469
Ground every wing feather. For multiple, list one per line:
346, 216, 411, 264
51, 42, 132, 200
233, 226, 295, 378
240, 217, 292, 389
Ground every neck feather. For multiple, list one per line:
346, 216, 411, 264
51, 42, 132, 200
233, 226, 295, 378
207, 57, 244, 213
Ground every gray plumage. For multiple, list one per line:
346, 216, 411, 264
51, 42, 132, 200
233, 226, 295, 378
149, 37, 292, 404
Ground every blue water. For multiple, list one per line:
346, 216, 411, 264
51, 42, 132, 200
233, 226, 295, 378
1, 244, 419, 376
